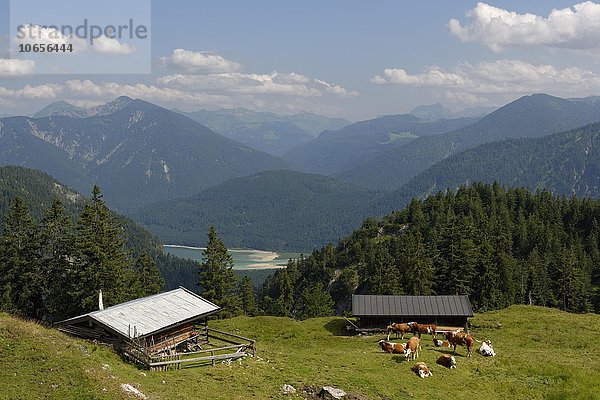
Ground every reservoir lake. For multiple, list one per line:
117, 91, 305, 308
164, 245, 301, 270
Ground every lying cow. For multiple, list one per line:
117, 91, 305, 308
410, 323, 437, 338
378, 340, 406, 354
444, 331, 477, 357
432, 338, 452, 348
436, 354, 457, 369
386, 323, 411, 340
411, 362, 432, 378
478, 340, 496, 357
404, 337, 420, 361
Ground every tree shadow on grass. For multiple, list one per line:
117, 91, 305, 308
323, 318, 354, 336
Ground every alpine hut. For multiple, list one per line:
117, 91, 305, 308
351, 294, 474, 331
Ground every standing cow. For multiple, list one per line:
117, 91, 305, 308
404, 337, 420, 361
444, 331, 477, 357
410, 323, 437, 338
386, 323, 411, 340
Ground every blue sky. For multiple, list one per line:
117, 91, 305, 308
1, 0, 600, 120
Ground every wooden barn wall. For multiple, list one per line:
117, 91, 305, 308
357, 316, 468, 328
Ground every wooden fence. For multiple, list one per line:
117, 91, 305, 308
121, 327, 256, 371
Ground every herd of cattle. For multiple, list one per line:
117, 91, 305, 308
377, 322, 496, 378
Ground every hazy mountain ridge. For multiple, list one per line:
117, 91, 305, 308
285, 113, 479, 175
176, 108, 349, 156
339, 94, 600, 191
376, 122, 600, 213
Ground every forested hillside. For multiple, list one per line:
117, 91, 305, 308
339, 94, 600, 190
377, 122, 600, 213
261, 183, 600, 318
135, 170, 380, 252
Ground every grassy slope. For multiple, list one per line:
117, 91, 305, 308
1, 306, 599, 400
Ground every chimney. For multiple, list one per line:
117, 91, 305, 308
99, 289, 104, 310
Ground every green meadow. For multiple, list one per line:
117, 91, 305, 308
1, 305, 599, 399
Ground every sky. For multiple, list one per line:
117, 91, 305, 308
2, 0, 600, 120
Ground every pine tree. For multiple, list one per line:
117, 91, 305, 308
129, 253, 165, 298
72, 186, 133, 313
298, 282, 334, 319
39, 199, 75, 322
401, 233, 434, 295
240, 276, 257, 316
198, 226, 241, 318
0, 197, 43, 318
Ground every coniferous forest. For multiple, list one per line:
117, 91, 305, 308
0, 186, 165, 323
260, 183, 600, 317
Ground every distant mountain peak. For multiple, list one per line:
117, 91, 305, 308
32, 101, 87, 118
410, 103, 453, 121
88, 96, 136, 116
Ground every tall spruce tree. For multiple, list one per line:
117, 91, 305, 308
0, 197, 43, 318
129, 253, 165, 298
73, 186, 133, 314
198, 226, 241, 318
298, 282, 334, 319
239, 276, 257, 316
39, 199, 75, 322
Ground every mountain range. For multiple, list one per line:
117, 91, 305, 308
4, 93, 600, 251
176, 108, 349, 157
285, 114, 479, 175
1, 97, 289, 210
377, 122, 600, 213
338, 94, 600, 191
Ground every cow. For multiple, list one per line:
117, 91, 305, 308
444, 331, 477, 357
436, 354, 457, 369
432, 338, 452, 348
404, 337, 420, 361
386, 323, 411, 340
378, 340, 406, 354
410, 323, 437, 338
411, 362, 433, 378
478, 340, 496, 357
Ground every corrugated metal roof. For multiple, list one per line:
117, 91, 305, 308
60, 287, 220, 338
352, 295, 473, 317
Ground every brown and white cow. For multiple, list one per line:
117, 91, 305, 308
411, 362, 433, 378
404, 337, 420, 361
436, 354, 457, 369
386, 323, 411, 340
378, 340, 406, 354
432, 338, 452, 348
444, 331, 477, 357
410, 323, 437, 338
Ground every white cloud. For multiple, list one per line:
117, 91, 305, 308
160, 49, 241, 73
92, 36, 136, 55
0, 83, 62, 99
448, 2, 600, 52
372, 67, 470, 87
372, 59, 600, 103
64, 79, 230, 105
0, 58, 35, 75
0, 48, 357, 116
158, 71, 358, 98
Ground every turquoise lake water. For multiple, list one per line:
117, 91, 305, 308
163, 245, 300, 270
